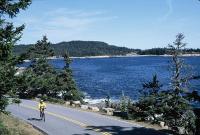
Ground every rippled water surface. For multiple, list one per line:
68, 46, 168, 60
50, 56, 200, 100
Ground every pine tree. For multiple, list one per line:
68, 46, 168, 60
56, 52, 83, 101
0, 0, 31, 112
162, 33, 196, 134
26, 36, 54, 59
18, 36, 56, 98
137, 74, 163, 122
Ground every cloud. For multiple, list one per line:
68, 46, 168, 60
15, 8, 117, 43
159, 0, 173, 21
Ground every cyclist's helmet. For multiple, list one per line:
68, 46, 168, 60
40, 100, 43, 102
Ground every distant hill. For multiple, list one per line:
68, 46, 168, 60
14, 41, 137, 57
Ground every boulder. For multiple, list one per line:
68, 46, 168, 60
72, 104, 76, 107
72, 101, 81, 107
88, 106, 99, 112
65, 101, 70, 106
159, 121, 168, 129
178, 127, 185, 135
159, 121, 165, 128
102, 108, 115, 115
81, 105, 88, 110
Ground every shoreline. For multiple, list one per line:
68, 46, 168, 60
22, 54, 200, 62
48, 54, 200, 60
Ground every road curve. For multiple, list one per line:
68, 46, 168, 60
7, 99, 166, 135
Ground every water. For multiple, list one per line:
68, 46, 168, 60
49, 56, 200, 101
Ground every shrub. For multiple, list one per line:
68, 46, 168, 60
0, 120, 9, 135
12, 98, 21, 105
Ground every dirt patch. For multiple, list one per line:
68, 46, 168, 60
0, 113, 44, 135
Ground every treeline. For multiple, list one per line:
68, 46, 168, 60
14, 43, 200, 57
138, 48, 200, 55
14, 41, 137, 57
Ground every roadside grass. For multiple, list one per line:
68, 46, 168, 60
0, 113, 43, 135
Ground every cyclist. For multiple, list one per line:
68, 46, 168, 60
38, 100, 46, 118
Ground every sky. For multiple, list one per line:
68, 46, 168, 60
12, 0, 200, 49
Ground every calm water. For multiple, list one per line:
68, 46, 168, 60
49, 56, 200, 100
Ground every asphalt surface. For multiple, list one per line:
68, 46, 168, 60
7, 100, 167, 135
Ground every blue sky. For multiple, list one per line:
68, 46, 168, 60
13, 0, 200, 49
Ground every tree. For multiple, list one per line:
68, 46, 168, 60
56, 52, 83, 101
136, 74, 163, 122
136, 34, 196, 134
0, 0, 31, 113
26, 36, 54, 59
18, 38, 83, 101
162, 33, 196, 134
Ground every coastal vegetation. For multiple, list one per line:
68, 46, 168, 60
0, 0, 31, 112
14, 41, 137, 57
16, 36, 83, 101
117, 34, 199, 135
13, 42, 200, 57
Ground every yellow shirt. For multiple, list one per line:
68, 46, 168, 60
38, 102, 46, 109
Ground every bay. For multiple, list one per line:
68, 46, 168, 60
49, 56, 200, 101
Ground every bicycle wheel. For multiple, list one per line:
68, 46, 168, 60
43, 112, 45, 122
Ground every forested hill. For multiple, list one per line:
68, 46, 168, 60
14, 41, 136, 57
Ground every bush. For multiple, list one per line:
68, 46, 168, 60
0, 97, 9, 113
0, 120, 9, 135
12, 98, 21, 104
47, 97, 65, 104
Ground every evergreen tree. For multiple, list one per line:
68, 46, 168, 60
0, 0, 31, 112
162, 33, 196, 134
137, 74, 163, 122
56, 52, 83, 101
26, 35, 54, 59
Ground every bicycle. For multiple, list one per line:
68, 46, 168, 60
40, 107, 46, 122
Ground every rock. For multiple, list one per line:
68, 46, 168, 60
146, 116, 154, 121
159, 121, 165, 128
159, 121, 168, 129
155, 113, 163, 118
163, 125, 169, 129
102, 108, 115, 115
72, 101, 81, 107
88, 106, 99, 112
72, 104, 76, 107
65, 101, 70, 106
107, 111, 113, 116
178, 127, 185, 135
81, 105, 88, 110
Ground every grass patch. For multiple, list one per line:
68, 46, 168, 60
0, 113, 43, 135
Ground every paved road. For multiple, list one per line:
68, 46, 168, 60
7, 100, 166, 135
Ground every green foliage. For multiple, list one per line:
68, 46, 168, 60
105, 95, 110, 108
14, 41, 137, 57
12, 98, 21, 104
138, 48, 167, 55
160, 34, 196, 134
46, 97, 65, 104
135, 34, 196, 134
25, 36, 54, 59
136, 74, 163, 122
0, 97, 9, 113
57, 52, 83, 101
17, 37, 83, 101
0, 0, 31, 113
0, 120, 10, 135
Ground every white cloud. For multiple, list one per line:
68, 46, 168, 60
159, 0, 173, 22
15, 8, 117, 43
